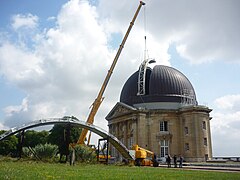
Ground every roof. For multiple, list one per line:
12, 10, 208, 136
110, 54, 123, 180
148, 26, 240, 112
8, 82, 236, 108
120, 65, 197, 106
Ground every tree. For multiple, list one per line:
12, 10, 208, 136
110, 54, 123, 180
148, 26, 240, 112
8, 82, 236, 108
48, 124, 82, 162
0, 130, 18, 156
23, 130, 49, 148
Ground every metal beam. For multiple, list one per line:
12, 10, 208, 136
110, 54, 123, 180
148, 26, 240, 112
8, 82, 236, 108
0, 116, 134, 160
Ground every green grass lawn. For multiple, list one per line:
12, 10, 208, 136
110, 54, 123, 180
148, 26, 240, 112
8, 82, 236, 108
0, 160, 240, 180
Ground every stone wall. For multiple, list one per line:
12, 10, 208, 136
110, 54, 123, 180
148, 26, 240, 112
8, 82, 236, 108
107, 103, 212, 162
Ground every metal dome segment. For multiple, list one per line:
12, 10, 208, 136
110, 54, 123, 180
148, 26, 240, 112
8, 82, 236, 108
120, 65, 197, 106
149, 65, 197, 103
0, 116, 134, 160
120, 68, 152, 105
137, 59, 155, 95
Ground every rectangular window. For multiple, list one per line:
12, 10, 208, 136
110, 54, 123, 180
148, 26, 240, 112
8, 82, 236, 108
185, 143, 190, 151
160, 121, 168, 132
203, 121, 206, 130
204, 138, 207, 146
160, 140, 169, 157
184, 127, 189, 135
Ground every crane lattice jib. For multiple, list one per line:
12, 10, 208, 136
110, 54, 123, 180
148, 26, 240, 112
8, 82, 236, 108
77, 1, 145, 144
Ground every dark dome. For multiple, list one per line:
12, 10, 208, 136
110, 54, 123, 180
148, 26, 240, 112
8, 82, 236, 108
120, 65, 197, 106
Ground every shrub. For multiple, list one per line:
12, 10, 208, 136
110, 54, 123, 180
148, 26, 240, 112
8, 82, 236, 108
22, 147, 32, 158
33, 143, 58, 160
70, 145, 96, 163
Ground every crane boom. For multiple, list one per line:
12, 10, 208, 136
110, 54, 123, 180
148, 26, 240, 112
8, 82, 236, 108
77, 1, 145, 144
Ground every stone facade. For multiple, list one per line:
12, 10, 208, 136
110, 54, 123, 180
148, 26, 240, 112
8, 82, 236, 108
106, 102, 212, 162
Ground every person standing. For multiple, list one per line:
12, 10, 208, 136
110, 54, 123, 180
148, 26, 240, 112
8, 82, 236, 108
173, 155, 177, 168
179, 155, 183, 168
166, 154, 171, 168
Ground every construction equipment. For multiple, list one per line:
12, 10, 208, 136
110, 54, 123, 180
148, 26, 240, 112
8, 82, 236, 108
77, 1, 146, 144
96, 138, 110, 163
132, 144, 159, 167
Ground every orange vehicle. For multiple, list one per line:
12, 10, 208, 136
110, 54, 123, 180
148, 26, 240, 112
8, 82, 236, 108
97, 153, 111, 163
132, 144, 159, 167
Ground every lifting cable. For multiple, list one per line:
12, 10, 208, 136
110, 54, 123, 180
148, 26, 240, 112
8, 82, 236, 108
138, 5, 147, 104
144, 4, 148, 61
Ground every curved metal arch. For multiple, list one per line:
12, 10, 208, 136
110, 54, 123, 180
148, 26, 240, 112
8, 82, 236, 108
0, 116, 134, 160
137, 59, 148, 95
137, 58, 155, 96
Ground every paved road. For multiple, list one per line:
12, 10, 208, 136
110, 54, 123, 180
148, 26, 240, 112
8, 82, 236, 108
159, 164, 240, 172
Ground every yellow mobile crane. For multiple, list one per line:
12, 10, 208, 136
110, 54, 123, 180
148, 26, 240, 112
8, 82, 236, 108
77, 1, 145, 144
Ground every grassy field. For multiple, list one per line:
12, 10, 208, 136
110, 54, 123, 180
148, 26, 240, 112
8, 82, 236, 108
0, 159, 240, 179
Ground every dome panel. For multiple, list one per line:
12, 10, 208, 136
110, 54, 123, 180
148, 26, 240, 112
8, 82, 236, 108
120, 68, 152, 105
120, 65, 197, 106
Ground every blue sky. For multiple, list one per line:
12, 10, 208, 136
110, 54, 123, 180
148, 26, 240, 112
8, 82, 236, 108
0, 0, 67, 119
0, 0, 240, 156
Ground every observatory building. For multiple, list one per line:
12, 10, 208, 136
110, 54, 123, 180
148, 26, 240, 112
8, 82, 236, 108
106, 63, 212, 162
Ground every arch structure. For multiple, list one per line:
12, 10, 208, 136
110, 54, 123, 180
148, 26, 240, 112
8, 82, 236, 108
0, 116, 135, 160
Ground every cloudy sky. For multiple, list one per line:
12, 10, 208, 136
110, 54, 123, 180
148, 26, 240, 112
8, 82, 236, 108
0, 0, 239, 156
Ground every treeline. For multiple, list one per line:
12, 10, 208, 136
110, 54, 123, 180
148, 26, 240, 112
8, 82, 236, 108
0, 124, 84, 161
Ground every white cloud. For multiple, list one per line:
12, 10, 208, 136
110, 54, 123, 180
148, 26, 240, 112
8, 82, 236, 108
212, 94, 240, 132
47, 16, 56, 21
0, 0, 119, 131
0, 43, 44, 87
4, 98, 28, 117
214, 94, 240, 111
3, 97, 69, 128
0, 0, 240, 154
98, 0, 240, 64
0, 122, 8, 130
11, 13, 38, 30
211, 94, 240, 156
